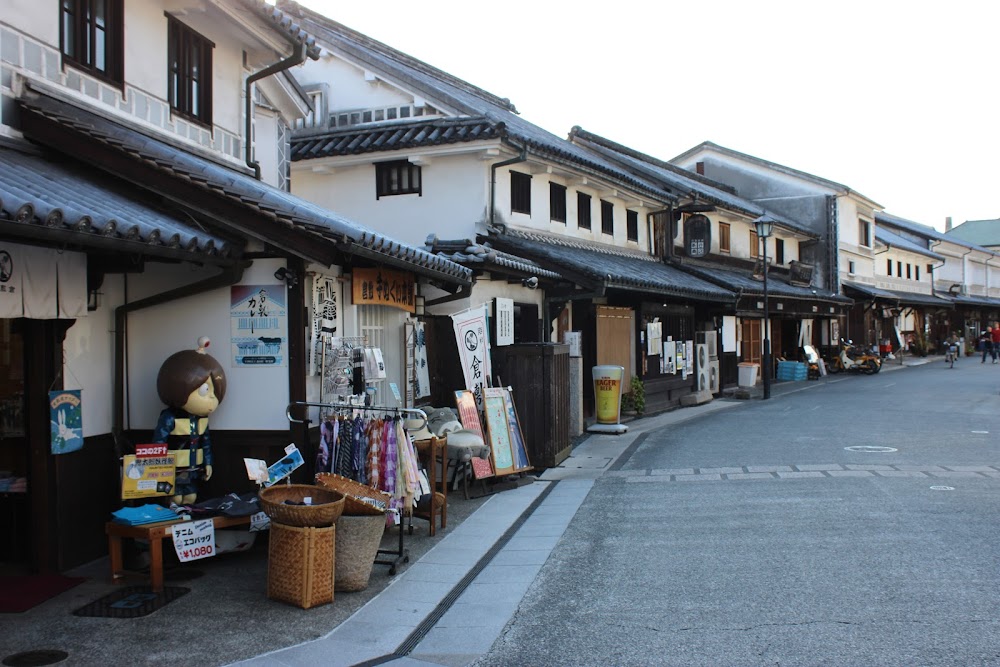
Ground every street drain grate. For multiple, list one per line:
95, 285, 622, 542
844, 446, 898, 453
2, 649, 69, 666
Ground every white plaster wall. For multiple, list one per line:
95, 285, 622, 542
64, 279, 121, 437
876, 250, 931, 293
293, 153, 488, 247
125, 259, 290, 432
299, 55, 418, 112
424, 279, 542, 318
496, 166, 653, 251
254, 105, 281, 188
4, 0, 57, 45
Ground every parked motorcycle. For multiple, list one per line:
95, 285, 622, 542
826, 339, 881, 375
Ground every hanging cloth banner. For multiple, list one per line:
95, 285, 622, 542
0, 243, 87, 319
49, 389, 83, 454
452, 304, 492, 408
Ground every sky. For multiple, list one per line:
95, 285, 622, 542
297, 0, 999, 232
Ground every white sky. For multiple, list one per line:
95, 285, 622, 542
299, 0, 998, 232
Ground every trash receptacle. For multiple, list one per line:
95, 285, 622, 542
737, 362, 759, 387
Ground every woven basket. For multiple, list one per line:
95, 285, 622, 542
267, 522, 335, 609
334, 514, 386, 592
314, 474, 390, 516
259, 484, 345, 527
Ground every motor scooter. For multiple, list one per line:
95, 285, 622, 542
826, 339, 880, 374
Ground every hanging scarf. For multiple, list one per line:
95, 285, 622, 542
365, 417, 382, 490
352, 414, 367, 484
335, 415, 353, 478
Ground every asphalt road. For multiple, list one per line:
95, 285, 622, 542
476, 359, 1000, 667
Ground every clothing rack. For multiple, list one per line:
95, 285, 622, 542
286, 400, 428, 575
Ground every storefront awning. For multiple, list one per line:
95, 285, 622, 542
685, 263, 852, 306
18, 89, 471, 287
844, 282, 953, 309
489, 228, 734, 302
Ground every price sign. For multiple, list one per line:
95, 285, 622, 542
170, 519, 216, 562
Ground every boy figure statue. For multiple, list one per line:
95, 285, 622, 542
153, 337, 227, 505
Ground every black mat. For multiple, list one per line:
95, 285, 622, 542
72, 586, 189, 618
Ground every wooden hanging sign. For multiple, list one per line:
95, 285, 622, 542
352, 268, 415, 313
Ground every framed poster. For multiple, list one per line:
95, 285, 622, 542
231, 284, 287, 367
482, 388, 515, 476
500, 388, 531, 472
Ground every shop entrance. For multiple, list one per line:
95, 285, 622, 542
0, 319, 27, 572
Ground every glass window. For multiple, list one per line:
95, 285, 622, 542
510, 172, 531, 215
376, 160, 422, 199
626, 210, 639, 242
549, 183, 567, 223
600, 200, 614, 235
577, 192, 591, 230
61, 0, 123, 84
167, 16, 214, 125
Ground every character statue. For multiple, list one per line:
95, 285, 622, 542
153, 336, 226, 505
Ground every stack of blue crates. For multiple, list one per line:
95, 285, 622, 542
776, 361, 808, 382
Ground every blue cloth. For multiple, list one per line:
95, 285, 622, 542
111, 504, 179, 525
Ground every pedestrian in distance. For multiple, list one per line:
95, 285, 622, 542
946, 332, 960, 368
991, 322, 1000, 363
981, 328, 993, 363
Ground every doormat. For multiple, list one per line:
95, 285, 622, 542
0, 575, 86, 613
71, 586, 189, 619
1, 649, 69, 666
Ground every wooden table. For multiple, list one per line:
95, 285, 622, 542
106, 514, 250, 592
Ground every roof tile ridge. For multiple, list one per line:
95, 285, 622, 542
502, 227, 659, 261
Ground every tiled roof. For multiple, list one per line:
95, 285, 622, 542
18, 91, 471, 285
284, 4, 677, 205
569, 128, 817, 238
0, 140, 234, 262
843, 281, 952, 308
424, 236, 562, 281
293, 117, 502, 159
876, 211, 996, 255
950, 294, 1000, 308
242, 0, 321, 60
875, 226, 945, 261
489, 228, 733, 302
943, 218, 1000, 249
679, 261, 851, 304
670, 141, 882, 209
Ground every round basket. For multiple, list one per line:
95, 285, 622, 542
314, 473, 390, 516
259, 484, 345, 527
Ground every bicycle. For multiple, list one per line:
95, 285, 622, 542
945, 343, 958, 368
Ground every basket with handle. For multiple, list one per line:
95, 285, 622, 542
259, 483, 345, 527
314, 473, 390, 516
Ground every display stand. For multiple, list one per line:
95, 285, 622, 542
286, 401, 428, 576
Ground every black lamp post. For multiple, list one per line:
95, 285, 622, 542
754, 214, 775, 400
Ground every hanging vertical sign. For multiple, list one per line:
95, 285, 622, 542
452, 304, 491, 408
231, 285, 287, 367
49, 389, 83, 454
495, 298, 514, 347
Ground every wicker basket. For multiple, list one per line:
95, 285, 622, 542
267, 522, 335, 609
314, 474, 390, 516
259, 484, 345, 527
334, 514, 386, 592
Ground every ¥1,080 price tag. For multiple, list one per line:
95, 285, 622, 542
171, 519, 216, 562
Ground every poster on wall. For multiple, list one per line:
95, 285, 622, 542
49, 389, 83, 454
663, 340, 676, 375
495, 298, 514, 347
452, 304, 491, 408
647, 322, 662, 355
309, 275, 339, 376
231, 285, 287, 367
683, 341, 694, 380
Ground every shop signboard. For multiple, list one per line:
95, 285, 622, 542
352, 268, 415, 313
121, 452, 176, 499
495, 297, 514, 346
592, 365, 624, 424
452, 305, 491, 408
171, 519, 216, 562
231, 284, 287, 367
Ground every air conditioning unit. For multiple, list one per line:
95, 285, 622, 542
696, 343, 710, 392
709, 360, 720, 394
697, 331, 718, 359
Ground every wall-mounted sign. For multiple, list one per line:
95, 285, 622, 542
352, 268, 415, 313
231, 284, 287, 366
683, 214, 712, 258
49, 390, 83, 454
495, 298, 514, 346
789, 260, 815, 287
121, 453, 176, 499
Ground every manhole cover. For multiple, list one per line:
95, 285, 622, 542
844, 446, 898, 453
930, 486, 955, 491
2, 650, 69, 666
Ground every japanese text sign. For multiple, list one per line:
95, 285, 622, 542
171, 519, 216, 562
352, 268, 415, 313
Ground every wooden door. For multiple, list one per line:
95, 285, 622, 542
741, 319, 762, 364
596, 306, 633, 388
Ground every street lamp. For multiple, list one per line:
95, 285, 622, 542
754, 214, 775, 400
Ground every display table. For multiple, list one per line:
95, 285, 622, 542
106, 514, 251, 592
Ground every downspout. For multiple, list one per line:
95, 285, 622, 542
112, 262, 250, 457
245, 43, 308, 180
489, 142, 527, 229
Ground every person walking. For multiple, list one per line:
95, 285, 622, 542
991, 323, 1000, 363
981, 328, 993, 363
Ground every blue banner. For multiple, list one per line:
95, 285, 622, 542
50, 389, 83, 454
